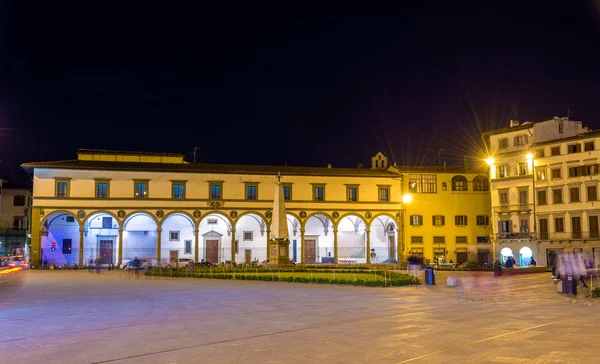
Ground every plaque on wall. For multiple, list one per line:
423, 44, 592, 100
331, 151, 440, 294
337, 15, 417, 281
193, 210, 201, 218
332, 211, 339, 219
118, 210, 126, 218
156, 210, 164, 218
365, 211, 372, 219
230, 210, 238, 218
77, 210, 86, 218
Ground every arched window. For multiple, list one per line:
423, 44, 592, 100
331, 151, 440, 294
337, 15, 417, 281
451, 175, 468, 191
473, 175, 489, 191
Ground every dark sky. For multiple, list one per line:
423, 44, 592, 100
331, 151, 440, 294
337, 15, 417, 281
2, 1, 600, 185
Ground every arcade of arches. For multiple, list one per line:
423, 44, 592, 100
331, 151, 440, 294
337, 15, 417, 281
37, 210, 400, 266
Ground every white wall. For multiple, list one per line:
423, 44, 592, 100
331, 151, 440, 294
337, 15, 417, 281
123, 214, 157, 263
304, 215, 334, 262
161, 214, 195, 262
42, 214, 79, 266
337, 216, 367, 263
369, 215, 398, 262
198, 213, 231, 264
234, 214, 267, 263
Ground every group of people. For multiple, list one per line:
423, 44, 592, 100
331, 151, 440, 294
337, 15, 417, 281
549, 251, 593, 288
407, 254, 424, 278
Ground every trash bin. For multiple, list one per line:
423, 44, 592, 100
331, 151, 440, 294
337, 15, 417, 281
562, 276, 577, 296
493, 261, 502, 277
423, 267, 436, 285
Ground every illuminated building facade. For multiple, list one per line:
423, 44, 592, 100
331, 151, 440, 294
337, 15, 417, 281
484, 117, 600, 267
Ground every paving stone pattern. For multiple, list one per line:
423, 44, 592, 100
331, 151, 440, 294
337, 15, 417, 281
1, 270, 599, 364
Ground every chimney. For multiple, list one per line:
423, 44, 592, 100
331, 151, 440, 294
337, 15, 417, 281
510, 120, 519, 128
327, 164, 332, 169
357, 162, 363, 169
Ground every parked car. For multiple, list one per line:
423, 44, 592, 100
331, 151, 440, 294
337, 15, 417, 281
381, 258, 398, 264
162, 258, 193, 268
7, 255, 29, 269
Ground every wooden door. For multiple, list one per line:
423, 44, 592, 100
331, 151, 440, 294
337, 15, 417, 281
589, 216, 599, 238
99, 240, 113, 264
244, 249, 252, 264
388, 235, 396, 260
539, 218, 549, 240
206, 240, 219, 264
170, 250, 178, 262
305, 239, 316, 264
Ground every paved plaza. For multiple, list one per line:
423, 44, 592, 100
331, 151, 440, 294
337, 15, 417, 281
1, 269, 600, 364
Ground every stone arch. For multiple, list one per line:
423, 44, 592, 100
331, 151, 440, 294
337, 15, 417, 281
198, 211, 233, 227
83, 210, 122, 229
161, 211, 197, 229
234, 210, 268, 226
336, 213, 368, 231
41, 211, 82, 267
369, 213, 399, 263
336, 213, 368, 264
234, 211, 269, 263
41, 210, 82, 230
160, 212, 197, 262
451, 175, 468, 191
473, 175, 490, 191
302, 211, 335, 230
124, 210, 160, 230
303, 213, 335, 264
82, 211, 122, 267
368, 213, 398, 231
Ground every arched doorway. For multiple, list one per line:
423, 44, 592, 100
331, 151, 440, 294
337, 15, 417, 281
123, 213, 158, 265
369, 215, 398, 263
83, 213, 120, 267
500, 247, 513, 265
161, 213, 195, 264
519, 247, 533, 267
337, 215, 367, 264
41, 212, 80, 266
198, 213, 232, 264
235, 213, 268, 264
304, 214, 334, 264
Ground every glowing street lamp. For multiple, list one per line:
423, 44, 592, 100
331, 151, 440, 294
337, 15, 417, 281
485, 157, 495, 166
402, 193, 413, 204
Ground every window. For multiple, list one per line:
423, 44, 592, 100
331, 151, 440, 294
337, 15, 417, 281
520, 219, 529, 233
441, 182, 447, 191
283, 185, 292, 201
497, 165, 509, 178
456, 236, 467, 244
584, 141, 595, 151
551, 168, 562, 179
210, 183, 222, 200
13, 195, 25, 206
519, 189, 528, 207
572, 216, 582, 239
378, 186, 390, 202
553, 188, 563, 204
536, 169, 546, 181
207, 218, 218, 225
451, 175, 468, 191
581, 164, 599, 176
433, 236, 445, 244
243, 231, 253, 241
476, 215, 489, 226
172, 183, 185, 199
568, 144, 582, 154
134, 181, 148, 199
169, 231, 180, 241
477, 236, 489, 244
499, 138, 508, 148
346, 186, 358, 202
432, 215, 445, 226
13, 217, 24, 230
555, 217, 564, 233
455, 215, 467, 226
551, 146, 561, 156
102, 217, 112, 229
56, 181, 69, 198
62, 239, 72, 254
408, 174, 437, 193
409, 215, 423, 226
588, 185, 598, 201
313, 185, 325, 201
411, 236, 423, 244
535, 149, 545, 158
514, 135, 528, 146
537, 190, 547, 205
66, 216, 75, 223
185, 240, 192, 254
570, 187, 580, 202
518, 162, 528, 176
473, 176, 489, 191
246, 184, 258, 201
235, 240, 239, 254
559, 123, 564, 133
96, 182, 108, 198
568, 166, 580, 177
499, 191, 509, 206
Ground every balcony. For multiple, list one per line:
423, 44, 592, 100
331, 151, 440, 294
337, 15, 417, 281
536, 231, 600, 241
496, 232, 535, 241
493, 203, 532, 214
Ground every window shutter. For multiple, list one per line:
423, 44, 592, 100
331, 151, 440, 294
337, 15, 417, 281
514, 136, 518, 145
410, 217, 414, 226
432, 216, 436, 225
524, 135, 529, 144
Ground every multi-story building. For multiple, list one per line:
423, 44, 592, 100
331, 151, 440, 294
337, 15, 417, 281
398, 166, 492, 266
21, 149, 492, 267
483, 117, 600, 267
0, 178, 32, 257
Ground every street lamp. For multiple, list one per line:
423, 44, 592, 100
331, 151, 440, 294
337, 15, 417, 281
485, 157, 496, 262
526, 153, 537, 238
399, 193, 413, 263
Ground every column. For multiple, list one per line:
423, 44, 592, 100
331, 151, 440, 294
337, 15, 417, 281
79, 228, 84, 266
30, 208, 42, 267
118, 229, 123, 266
194, 229, 199, 263
366, 229, 371, 264
156, 228, 162, 265
300, 228, 305, 264
230, 226, 236, 263
333, 228, 338, 264
266, 228, 271, 261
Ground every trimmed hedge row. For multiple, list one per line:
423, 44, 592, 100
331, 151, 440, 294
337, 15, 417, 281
593, 287, 600, 298
145, 269, 418, 287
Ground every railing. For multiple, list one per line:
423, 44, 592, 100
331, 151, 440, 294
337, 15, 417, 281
493, 204, 532, 213
497, 231, 600, 241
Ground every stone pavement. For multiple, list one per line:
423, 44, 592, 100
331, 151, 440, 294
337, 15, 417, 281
1, 270, 599, 364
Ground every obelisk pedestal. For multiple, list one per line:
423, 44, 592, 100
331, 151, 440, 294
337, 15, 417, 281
267, 172, 292, 267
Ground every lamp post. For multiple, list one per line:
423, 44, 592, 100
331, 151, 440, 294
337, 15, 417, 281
526, 153, 537, 239
485, 157, 496, 262
400, 193, 413, 263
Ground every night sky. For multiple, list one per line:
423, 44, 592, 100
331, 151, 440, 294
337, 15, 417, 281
1, 1, 600, 186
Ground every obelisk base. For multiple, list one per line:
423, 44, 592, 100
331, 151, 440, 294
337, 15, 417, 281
267, 238, 292, 266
